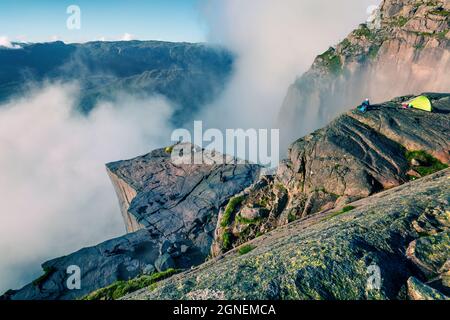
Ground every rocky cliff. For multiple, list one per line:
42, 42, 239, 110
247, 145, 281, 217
210, 93, 449, 256
278, 0, 449, 145
4, 146, 259, 300
3, 94, 448, 300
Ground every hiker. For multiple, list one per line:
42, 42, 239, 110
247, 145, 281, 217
357, 98, 370, 113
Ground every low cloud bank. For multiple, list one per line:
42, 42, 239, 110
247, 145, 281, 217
0, 83, 173, 293
199, 0, 378, 130
0, 36, 22, 49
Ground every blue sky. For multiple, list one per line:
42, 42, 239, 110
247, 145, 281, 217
0, 0, 207, 43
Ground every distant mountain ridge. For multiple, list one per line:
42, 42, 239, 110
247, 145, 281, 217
0, 40, 234, 124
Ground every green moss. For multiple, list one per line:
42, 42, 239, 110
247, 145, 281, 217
408, 276, 449, 300
222, 231, 232, 250
255, 198, 268, 208
414, 232, 450, 278
422, 1, 440, 7
340, 39, 351, 49
221, 196, 244, 227
318, 48, 342, 75
238, 245, 256, 255
236, 225, 253, 242
368, 45, 380, 59
411, 30, 448, 40
321, 205, 356, 222
32, 266, 56, 287
391, 16, 409, 27
235, 214, 263, 225
82, 268, 181, 300
406, 150, 448, 177
436, 30, 448, 40
342, 205, 356, 213
354, 24, 378, 40
275, 183, 286, 191
148, 283, 159, 292
288, 211, 297, 223
354, 25, 372, 37
429, 9, 449, 16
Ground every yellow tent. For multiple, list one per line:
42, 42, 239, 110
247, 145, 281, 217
407, 96, 432, 112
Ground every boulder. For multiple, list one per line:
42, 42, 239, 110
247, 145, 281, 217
142, 264, 156, 275
6, 229, 161, 300
406, 231, 450, 276
407, 277, 449, 300
155, 254, 176, 272
240, 207, 268, 221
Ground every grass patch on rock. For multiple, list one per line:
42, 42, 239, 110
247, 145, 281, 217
322, 205, 356, 222
391, 16, 409, 27
222, 231, 233, 251
238, 244, 256, 256
235, 214, 262, 225
406, 150, 448, 178
288, 211, 298, 223
221, 196, 244, 228
429, 9, 449, 17
82, 268, 181, 300
317, 48, 342, 75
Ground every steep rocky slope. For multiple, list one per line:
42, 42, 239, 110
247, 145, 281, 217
3, 147, 259, 300
211, 93, 449, 256
125, 168, 450, 300
278, 0, 449, 144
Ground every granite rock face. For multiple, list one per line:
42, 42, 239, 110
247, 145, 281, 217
278, 93, 450, 206
5, 146, 260, 300
6, 230, 159, 300
210, 94, 449, 256
106, 146, 261, 237
278, 0, 450, 145
125, 169, 450, 300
